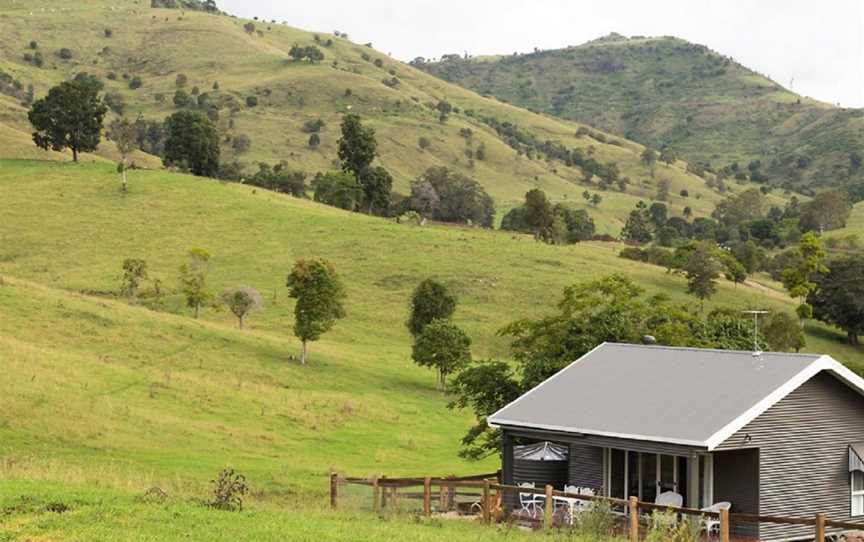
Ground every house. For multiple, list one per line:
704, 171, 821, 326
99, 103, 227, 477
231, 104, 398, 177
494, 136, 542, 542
488, 342, 864, 541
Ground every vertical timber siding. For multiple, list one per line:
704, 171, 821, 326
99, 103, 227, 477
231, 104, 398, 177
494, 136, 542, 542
568, 442, 604, 492
716, 372, 864, 541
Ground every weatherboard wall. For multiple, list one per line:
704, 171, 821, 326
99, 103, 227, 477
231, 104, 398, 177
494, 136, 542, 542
716, 371, 864, 541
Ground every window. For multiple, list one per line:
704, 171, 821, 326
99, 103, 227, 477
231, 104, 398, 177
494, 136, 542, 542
852, 471, 864, 516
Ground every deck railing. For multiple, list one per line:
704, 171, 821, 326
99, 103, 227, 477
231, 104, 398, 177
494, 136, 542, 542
330, 471, 864, 541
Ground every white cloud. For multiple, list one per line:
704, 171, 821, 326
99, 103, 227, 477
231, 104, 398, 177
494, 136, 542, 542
219, 0, 864, 107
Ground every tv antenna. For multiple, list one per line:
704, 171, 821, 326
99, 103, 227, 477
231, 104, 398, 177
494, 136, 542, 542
742, 310, 769, 355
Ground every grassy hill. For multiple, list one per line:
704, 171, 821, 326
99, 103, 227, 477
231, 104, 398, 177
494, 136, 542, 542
0, 2, 778, 235
1, 159, 862, 537
419, 34, 864, 194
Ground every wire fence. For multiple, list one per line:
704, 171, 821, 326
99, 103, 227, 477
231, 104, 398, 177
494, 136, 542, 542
331, 471, 864, 541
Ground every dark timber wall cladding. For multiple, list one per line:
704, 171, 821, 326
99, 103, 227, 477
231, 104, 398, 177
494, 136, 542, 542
713, 449, 759, 538
716, 371, 864, 541
568, 442, 604, 492
513, 458, 569, 488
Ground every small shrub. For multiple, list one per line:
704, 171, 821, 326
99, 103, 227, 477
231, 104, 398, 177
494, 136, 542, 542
373, 58, 384, 68
246, 95, 258, 108
360, 52, 371, 62
191, 86, 200, 96
104, 28, 113, 38
232, 133, 251, 153
128, 76, 143, 90
107, 71, 118, 80
29, 40, 38, 50
344, 88, 352, 97
397, 211, 424, 226
58, 48, 73, 60
209, 469, 248, 511
212, 81, 220, 90
120, 258, 148, 297
576, 500, 614, 538
302, 118, 325, 133
308, 133, 320, 148
175, 73, 188, 88
418, 136, 431, 150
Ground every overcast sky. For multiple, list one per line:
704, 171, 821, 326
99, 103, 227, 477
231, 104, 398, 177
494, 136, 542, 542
220, 0, 864, 107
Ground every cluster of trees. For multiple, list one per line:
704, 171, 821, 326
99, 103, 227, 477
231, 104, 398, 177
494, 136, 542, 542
447, 274, 801, 459
622, 188, 852, 256
121, 249, 344, 365
407, 279, 471, 388
501, 189, 595, 244
407, 167, 494, 227
150, 0, 219, 11
288, 45, 324, 63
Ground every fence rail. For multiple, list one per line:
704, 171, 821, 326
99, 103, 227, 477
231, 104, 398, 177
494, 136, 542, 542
330, 471, 864, 541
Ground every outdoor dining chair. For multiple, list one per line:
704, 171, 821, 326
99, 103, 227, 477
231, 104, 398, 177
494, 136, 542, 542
518, 482, 542, 517
701, 502, 731, 535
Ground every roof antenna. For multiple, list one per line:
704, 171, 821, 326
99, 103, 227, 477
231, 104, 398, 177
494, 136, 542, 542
742, 310, 769, 356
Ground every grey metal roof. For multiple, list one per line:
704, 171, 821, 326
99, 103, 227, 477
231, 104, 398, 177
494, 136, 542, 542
489, 343, 828, 448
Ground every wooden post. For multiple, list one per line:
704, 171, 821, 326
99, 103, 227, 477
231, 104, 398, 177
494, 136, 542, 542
329, 471, 338, 510
372, 476, 381, 514
720, 507, 730, 542
544, 484, 553, 530
423, 477, 432, 517
482, 480, 491, 524
629, 497, 639, 542
815, 513, 826, 542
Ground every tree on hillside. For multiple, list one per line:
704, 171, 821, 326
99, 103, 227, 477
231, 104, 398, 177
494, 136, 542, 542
120, 258, 148, 298
683, 243, 720, 311
523, 189, 553, 238
179, 248, 213, 319
782, 232, 828, 323
655, 178, 670, 202
621, 201, 652, 243
108, 118, 140, 193
163, 111, 220, 177
659, 147, 676, 166
311, 171, 362, 210
221, 286, 263, 329
244, 22, 256, 35
799, 189, 851, 233
407, 279, 457, 338
809, 255, 864, 345
590, 193, 602, 207
28, 80, 107, 162
640, 147, 657, 176
359, 165, 393, 216
409, 167, 495, 227
286, 258, 346, 365
712, 188, 764, 228
763, 312, 806, 352
337, 114, 377, 182
412, 319, 471, 389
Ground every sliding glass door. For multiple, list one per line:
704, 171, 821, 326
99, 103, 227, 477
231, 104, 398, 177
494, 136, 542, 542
604, 448, 712, 506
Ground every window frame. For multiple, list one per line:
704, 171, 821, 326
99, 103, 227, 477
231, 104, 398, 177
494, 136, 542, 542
851, 471, 864, 517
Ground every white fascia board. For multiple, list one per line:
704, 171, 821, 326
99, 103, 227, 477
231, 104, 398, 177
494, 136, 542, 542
705, 356, 864, 450
491, 418, 707, 448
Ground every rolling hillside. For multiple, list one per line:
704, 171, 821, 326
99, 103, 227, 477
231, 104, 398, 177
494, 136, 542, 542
419, 34, 864, 194
0, 1, 776, 234
0, 160, 861, 537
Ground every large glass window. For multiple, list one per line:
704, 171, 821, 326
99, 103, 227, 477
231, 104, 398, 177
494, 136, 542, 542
852, 471, 864, 516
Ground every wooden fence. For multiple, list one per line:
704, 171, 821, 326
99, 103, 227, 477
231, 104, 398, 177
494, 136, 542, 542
331, 471, 864, 541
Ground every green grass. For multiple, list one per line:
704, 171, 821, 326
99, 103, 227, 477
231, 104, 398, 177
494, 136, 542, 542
0, 0, 778, 235
3, 481, 610, 542
420, 34, 864, 191
0, 159, 861, 538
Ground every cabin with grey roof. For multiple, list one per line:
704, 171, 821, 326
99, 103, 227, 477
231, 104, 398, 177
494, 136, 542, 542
489, 343, 864, 540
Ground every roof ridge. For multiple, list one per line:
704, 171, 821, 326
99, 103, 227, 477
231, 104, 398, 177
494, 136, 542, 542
602, 342, 822, 358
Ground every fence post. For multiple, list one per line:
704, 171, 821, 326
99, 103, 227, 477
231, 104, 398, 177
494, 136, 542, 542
372, 476, 381, 514
544, 485, 553, 530
329, 470, 338, 510
423, 477, 432, 517
720, 507, 730, 542
629, 497, 639, 542
815, 513, 826, 542
482, 480, 491, 524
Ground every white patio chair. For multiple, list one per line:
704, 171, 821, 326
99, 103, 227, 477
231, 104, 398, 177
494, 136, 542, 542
701, 502, 731, 535
654, 491, 684, 527
518, 482, 541, 517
